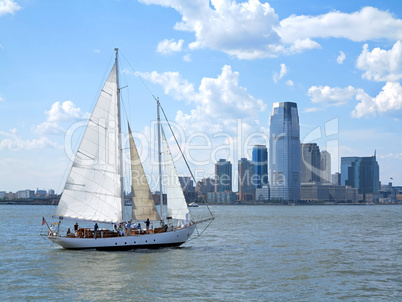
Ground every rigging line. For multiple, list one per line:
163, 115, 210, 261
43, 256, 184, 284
188, 219, 214, 242
119, 50, 158, 103
159, 105, 214, 218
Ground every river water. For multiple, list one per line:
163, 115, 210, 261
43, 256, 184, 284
0, 205, 401, 301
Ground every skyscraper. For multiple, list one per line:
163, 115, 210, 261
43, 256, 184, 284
238, 158, 255, 201
215, 159, 232, 192
252, 145, 268, 189
269, 102, 301, 200
300, 143, 321, 183
320, 150, 331, 183
195, 178, 215, 194
341, 152, 379, 202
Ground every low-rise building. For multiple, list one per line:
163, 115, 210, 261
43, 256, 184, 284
207, 192, 236, 204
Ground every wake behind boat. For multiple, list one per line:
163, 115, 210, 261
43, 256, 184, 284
43, 49, 213, 250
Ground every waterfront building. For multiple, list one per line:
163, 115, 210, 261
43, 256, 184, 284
17, 189, 35, 199
252, 145, 268, 189
36, 188, 47, 197
179, 176, 195, 192
331, 172, 341, 185
207, 192, 237, 204
255, 186, 270, 201
269, 102, 301, 200
179, 176, 197, 203
5, 192, 17, 199
300, 183, 357, 203
300, 143, 321, 183
341, 153, 380, 202
195, 178, 215, 194
320, 150, 331, 183
215, 159, 232, 192
0, 191, 5, 199
238, 158, 255, 202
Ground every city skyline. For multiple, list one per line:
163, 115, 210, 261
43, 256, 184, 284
1, 0, 402, 192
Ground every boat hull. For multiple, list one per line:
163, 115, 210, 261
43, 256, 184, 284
49, 224, 196, 250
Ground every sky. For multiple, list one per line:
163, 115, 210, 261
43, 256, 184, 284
1, 0, 402, 193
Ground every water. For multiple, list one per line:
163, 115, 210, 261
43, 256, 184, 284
1, 205, 401, 301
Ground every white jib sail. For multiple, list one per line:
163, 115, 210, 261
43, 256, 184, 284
161, 128, 190, 222
129, 126, 161, 221
55, 64, 123, 223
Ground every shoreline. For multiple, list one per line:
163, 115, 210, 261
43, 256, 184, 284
0, 199, 400, 206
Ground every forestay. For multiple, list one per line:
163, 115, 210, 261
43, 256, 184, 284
129, 126, 161, 221
55, 64, 123, 223
161, 128, 190, 222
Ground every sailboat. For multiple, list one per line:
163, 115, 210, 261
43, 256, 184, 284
46, 49, 213, 250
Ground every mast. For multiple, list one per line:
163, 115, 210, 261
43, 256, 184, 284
157, 98, 164, 221
115, 48, 125, 221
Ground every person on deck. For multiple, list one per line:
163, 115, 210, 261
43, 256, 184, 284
67, 228, 71, 236
125, 221, 131, 235
74, 222, 79, 235
145, 218, 150, 233
94, 223, 98, 239
118, 223, 124, 236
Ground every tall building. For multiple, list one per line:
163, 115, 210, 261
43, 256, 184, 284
331, 172, 341, 185
215, 159, 232, 192
195, 178, 215, 194
178, 176, 195, 192
252, 145, 268, 189
341, 152, 379, 202
300, 143, 321, 183
269, 102, 301, 200
238, 158, 255, 202
179, 176, 196, 203
320, 150, 331, 183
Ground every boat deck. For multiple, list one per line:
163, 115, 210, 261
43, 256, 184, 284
67, 227, 169, 239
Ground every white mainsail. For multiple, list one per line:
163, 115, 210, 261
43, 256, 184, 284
129, 126, 161, 221
161, 128, 190, 222
55, 64, 123, 223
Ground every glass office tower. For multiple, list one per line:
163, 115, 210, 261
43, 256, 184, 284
269, 102, 301, 200
252, 145, 268, 189
341, 153, 379, 202
215, 159, 232, 192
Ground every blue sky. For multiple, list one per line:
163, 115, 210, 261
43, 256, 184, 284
1, 0, 402, 193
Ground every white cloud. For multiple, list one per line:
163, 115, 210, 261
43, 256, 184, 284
303, 107, 324, 113
0, 129, 59, 150
139, 65, 266, 134
308, 85, 370, 107
279, 7, 402, 43
0, 95, 4, 102
287, 38, 321, 54
337, 51, 346, 64
137, 71, 195, 102
140, 2, 402, 59
356, 41, 402, 82
183, 54, 191, 62
156, 38, 184, 54
0, 0, 21, 17
352, 82, 402, 118
141, 0, 283, 59
286, 80, 294, 88
308, 82, 402, 118
35, 101, 88, 135
273, 63, 287, 83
